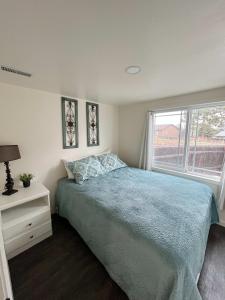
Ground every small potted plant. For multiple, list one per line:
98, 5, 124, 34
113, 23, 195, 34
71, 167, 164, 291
19, 173, 33, 188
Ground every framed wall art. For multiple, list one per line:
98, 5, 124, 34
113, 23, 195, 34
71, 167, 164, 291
86, 102, 99, 146
61, 97, 78, 148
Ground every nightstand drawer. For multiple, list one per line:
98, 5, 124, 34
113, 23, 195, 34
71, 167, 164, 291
5, 221, 52, 255
3, 210, 51, 241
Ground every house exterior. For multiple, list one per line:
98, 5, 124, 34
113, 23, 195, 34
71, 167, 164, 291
215, 130, 225, 139
156, 124, 179, 138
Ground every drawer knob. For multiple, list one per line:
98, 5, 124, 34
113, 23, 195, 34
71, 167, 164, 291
30, 235, 34, 239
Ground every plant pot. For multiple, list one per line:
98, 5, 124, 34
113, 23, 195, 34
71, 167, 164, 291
23, 181, 30, 188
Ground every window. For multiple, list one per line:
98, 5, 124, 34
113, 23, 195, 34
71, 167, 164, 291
152, 104, 225, 180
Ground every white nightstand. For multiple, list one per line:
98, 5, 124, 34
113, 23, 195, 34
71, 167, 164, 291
0, 182, 52, 259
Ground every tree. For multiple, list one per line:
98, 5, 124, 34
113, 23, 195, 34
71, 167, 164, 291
191, 107, 225, 138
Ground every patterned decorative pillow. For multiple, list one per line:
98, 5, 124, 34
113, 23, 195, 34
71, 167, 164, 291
68, 156, 105, 184
97, 153, 126, 173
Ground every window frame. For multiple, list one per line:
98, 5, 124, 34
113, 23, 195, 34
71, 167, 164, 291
151, 102, 225, 184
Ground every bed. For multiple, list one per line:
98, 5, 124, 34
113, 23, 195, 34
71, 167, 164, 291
56, 167, 218, 300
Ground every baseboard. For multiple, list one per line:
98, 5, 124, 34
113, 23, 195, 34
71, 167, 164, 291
219, 221, 225, 227
219, 210, 225, 227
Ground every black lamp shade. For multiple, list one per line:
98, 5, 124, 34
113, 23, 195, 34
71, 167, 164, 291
0, 145, 21, 163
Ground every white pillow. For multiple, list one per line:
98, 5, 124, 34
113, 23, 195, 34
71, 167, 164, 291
62, 150, 111, 179
62, 159, 75, 179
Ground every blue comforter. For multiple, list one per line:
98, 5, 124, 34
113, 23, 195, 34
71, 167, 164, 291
56, 167, 218, 300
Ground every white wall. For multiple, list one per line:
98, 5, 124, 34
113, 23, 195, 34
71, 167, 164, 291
0, 82, 119, 209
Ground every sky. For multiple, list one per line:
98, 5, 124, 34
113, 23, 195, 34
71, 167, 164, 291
155, 111, 185, 126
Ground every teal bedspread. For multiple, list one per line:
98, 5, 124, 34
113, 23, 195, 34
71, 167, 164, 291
56, 167, 218, 300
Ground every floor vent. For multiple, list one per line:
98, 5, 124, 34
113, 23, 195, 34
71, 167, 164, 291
1, 65, 32, 77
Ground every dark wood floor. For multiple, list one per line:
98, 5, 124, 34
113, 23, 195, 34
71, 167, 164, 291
9, 215, 225, 300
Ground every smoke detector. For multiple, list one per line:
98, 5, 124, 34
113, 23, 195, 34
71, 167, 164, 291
125, 65, 141, 74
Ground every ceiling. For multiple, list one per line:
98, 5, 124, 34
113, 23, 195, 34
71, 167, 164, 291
0, 0, 225, 105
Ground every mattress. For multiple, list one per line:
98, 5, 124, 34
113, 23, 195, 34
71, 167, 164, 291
56, 167, 218, 300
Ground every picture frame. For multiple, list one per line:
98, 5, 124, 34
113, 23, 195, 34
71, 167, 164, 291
86, 102, 99, 146
61, 97, 78, 149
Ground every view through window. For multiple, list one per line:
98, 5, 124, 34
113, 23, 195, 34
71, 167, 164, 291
153, 105, 225, 179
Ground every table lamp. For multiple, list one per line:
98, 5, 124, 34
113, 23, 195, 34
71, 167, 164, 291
0, 145, 21, 195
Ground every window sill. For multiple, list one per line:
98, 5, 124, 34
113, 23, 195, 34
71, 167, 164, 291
152, 166, 220, 186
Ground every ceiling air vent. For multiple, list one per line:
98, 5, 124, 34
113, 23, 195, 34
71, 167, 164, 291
1, 65, 32, 77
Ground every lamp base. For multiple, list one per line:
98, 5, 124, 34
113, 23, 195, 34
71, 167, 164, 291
2, 161, 17, 196
2, 189, 18, 196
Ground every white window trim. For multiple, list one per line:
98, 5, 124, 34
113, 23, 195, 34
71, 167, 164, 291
152, 166, 220, 185
150, 100, 225, 114
152, 102, 225, 183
